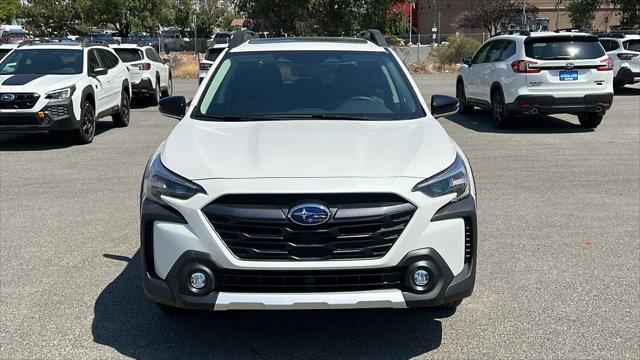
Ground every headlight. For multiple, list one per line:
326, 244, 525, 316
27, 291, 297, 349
142, 153, 206, 203
45, 85, 75, 100
413, 153, 469, 202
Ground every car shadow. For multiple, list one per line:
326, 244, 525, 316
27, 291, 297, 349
131, 97, 156, 109
614, 86, 640, 96
0, 121, 115, 151
92, 251, 450, 360
444, 111, 594, 134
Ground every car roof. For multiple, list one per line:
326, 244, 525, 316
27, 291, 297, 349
230, 37, 385, 53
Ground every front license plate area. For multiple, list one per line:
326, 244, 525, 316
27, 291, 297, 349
559, 70, 578, 81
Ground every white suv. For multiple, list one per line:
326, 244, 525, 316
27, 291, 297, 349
457, 30, 614, 128
112, 44, 173, 105
0, 43, 131, 144
598, 33, 640, 88
141, 30, 477, 312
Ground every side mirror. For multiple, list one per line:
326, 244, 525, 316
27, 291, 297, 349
92, 68, 108, 76
159, 96, 186, 120
162, 58, 170, 65
463, 57, 472, 66
431, 95, 459, 118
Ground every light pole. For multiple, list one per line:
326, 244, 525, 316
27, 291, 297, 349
409, 1, 413, 45
523, 0, 527, 29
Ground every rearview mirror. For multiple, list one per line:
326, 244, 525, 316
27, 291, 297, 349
431, 95, 459, 118
159, 96, 186, 120
92, 68, 108, 76
463, 57, 472, 66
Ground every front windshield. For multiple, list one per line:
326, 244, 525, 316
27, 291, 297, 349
0, 49, 83, 75
195, 51, 423, 121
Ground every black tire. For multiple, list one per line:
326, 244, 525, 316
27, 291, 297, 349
491, 89, 511, 129
578, 112, 603, 128
456, 80, 473, 114
149, 79, 160, 106
71, 100, 96, 144
161, 75, 173, 98
112, 90, 130, 127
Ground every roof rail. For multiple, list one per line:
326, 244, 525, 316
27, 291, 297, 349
492, 29, 531, 37
228, 30, 257, 49
357, 29, 387, 47
554, 28, 590, 34
599, 31, 639, 38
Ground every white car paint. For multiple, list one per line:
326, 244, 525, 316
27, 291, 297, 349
599, 35, 640, 85
458, 32, 613, 104
111, 44, 171, 96
0, 43, 131, 123
142, 37, 476, 311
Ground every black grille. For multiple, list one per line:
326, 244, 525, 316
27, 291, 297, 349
203, 193, 416, 261
45, 105, 69, 119
464, 218, 473, 264
217, 267, 406, 292
0, 93, 40, 109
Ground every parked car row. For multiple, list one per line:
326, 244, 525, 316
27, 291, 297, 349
0, 41, 172, 144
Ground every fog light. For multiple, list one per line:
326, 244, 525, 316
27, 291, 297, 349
412, 269, 430, 287
190, 272, 207, 289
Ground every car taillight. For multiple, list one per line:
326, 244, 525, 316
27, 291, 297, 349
511, 60, 541, 73
134, 63, 151, 70
617, 53, 638, 61
199, 63, 212, 70
596, 58, 614, 71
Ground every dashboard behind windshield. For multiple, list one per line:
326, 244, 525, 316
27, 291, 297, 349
195, 51, 423, 121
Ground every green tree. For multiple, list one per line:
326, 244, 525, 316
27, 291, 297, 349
567, 0, 600, 29
18, 1, 81, 36
234, 0, 310, 35
0, 0, 20, 24
611, 0, 640, 29
456, 0, 538, 35
77, 0, 174, 36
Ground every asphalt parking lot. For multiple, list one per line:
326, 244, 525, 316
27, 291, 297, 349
1, 75, 638, 359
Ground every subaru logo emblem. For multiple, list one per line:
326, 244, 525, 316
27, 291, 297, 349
288, 203, 331, 226
0, 94, 15, 102
565, 62, 575, 69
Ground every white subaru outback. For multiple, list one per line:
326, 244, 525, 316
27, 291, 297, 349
140, 30, 477, 312
0, 42, 131, 144
457, 30, 614, 128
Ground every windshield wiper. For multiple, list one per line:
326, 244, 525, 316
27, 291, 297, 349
199, 114, 266, 122
261, 114, 371, 120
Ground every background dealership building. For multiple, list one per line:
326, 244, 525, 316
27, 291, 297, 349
397, 0, 621, 41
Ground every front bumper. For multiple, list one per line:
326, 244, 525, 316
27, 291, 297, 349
0, 98, 78, 132
141, 193, 477, 311
506, 93, 614, 115
132, 78, 154, 95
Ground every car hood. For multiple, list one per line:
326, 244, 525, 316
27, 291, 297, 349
0, 74, 82, 93
161, 117, 457, 180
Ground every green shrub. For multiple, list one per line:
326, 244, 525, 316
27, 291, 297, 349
434, 36, 481, 66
